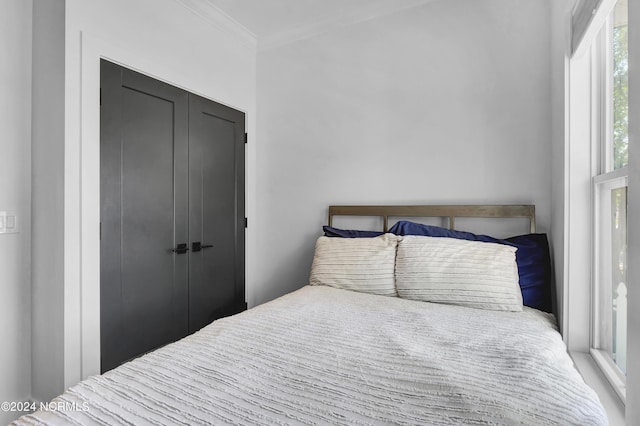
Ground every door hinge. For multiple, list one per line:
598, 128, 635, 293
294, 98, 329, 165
244, 133, 248, 144
99, 88, 102, 106
99, 222, 102, 240
244, 217, 248, 228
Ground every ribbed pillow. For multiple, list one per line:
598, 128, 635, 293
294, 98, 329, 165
388, 221, 552, 312
395, 236, 523, 311
310, 234, 398, 296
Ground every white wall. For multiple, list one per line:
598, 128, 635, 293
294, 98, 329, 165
550, 0, 572, 337
52, 0, 257, 393
254, 0, 553, 307
0, 0, 32, 423
626, 0, 640, 421
31, 0, 65, 404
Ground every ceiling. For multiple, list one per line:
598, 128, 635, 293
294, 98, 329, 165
204, 0, 435, 49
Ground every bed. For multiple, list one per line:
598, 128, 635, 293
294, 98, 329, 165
14, 205, 607, 425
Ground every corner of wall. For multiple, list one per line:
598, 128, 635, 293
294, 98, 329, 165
0, 0, 33, 423
31, 0, 66, 402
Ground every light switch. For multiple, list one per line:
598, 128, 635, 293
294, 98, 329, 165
0, 211, 18, 234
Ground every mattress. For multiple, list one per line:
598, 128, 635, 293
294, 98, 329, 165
14, 285, 607, 425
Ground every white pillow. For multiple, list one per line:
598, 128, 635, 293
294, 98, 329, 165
309, 234, 398, 297
395, 236, 523, 311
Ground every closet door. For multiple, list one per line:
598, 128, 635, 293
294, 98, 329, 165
100, 60, 190, 372
188, 94, 246, 332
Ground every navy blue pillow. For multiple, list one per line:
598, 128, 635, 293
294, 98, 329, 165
322, 226, 385, 238
388, 221, 552, 313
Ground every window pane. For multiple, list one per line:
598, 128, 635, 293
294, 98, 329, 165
612, 0, 628, 170
611, 186, 627, 373
595, 180, 627, 376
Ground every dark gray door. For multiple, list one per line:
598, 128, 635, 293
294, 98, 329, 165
188, 95, 245, 332
101, 60, 246, 372
100, 61, 190, 372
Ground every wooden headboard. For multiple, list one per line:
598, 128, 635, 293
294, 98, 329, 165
327, 205, 536, 233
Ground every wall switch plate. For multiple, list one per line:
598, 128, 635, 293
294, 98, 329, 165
0, 211, 18, 234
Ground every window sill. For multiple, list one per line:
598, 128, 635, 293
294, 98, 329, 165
570, 351, 625, 425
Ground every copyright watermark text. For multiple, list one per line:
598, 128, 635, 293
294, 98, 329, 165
1, 400, 89, 413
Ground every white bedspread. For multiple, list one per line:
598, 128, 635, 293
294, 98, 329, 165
15, 286, 606, 425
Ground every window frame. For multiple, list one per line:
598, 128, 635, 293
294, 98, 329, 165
591, 170, 628, 402
589, 8, 628, 403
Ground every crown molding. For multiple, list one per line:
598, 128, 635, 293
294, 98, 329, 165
258, 0, 436, 52
174, 0, 257, 48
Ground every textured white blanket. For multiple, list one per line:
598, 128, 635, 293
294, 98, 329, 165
15, 286, 606, 425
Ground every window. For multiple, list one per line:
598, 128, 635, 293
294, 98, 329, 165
591, 0, 628, 400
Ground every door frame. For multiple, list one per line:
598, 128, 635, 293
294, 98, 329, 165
65, 32, 253, 386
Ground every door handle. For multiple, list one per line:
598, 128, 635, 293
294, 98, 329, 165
192, 242, 213, 252
171, 243, 189, 254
